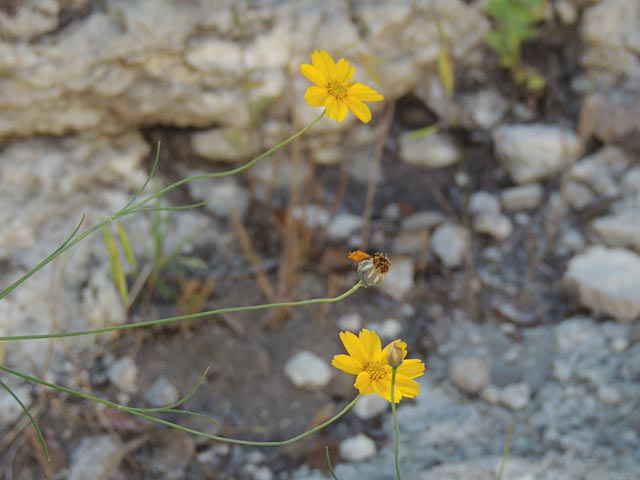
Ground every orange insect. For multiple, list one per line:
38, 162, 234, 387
348, 250, 373, 261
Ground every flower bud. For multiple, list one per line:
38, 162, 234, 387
387, 342, 404, 367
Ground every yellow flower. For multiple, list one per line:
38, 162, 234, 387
300, 49, 384, 123
332, 329, 425, 403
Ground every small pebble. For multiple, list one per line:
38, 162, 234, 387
379, 318, 403, 339
449, 356, 491, 394
337, 313, 362, 331
143, 377, 180, 408
284, 351, 333, 390
107, 356, 138, 393
339, 433, 377, 462
499, 383, 531, 411
353, 394, 389, 420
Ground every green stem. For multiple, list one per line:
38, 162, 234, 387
0, 112, 325, 302
125, 112, 326, 213
497, 424, 513, 480
391, 366, 401, 480
0, 281, 364, 341
0, 364, 358, 447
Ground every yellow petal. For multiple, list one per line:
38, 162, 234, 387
394, 374, 420, 398
311, 49, 336, 81
339, 331, 369, 363
348, 82, 384, 102
325, 96, 348, 122
304, 85, 328, 106
344, 95, 372, 123
359, 329, 382, 359
335, 58, 355, 83
332, 354, 363, 375
398, 359, 425, 379
300, 63, 327, 86
354, 372, 375, 394
373, 376, 394, 402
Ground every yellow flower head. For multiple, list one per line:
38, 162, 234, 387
300, 49, 384, 123
332, 329, 425, 403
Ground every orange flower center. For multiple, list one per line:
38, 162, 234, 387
327, 80, 348, 100
364, 360, 388, 380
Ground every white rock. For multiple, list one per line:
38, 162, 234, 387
449, 356, 491, 394
337, 313, 362, 331
339, 433, 377, 462
378, 318, 403, 339
353, 394, 389, 420
431, 222, 470, 268
469, 191, 501, 215
184, 39, 243, 73
460, 89, 508, 129
143, 377, 180, 408
402, 211, 444, 231
69, 435, 125, 480
480, 385, 500, 405
244, 465, 274, 480
327, 213, 363, 240
570, 146, 630, 197
108, 356, 138, 393
0, 384, 32, 426
564, 246, 640, 322
284, 351, 333, 390
380, 256, 415, 301
493, 124, 583, 184
499, 383, 531, 411
564, 182, 596, 210
555, 1, 578, 25
192, 128, 256, 162
582, 0, 639, 49
501, 184, 544, 210
400, 132, 462, 169
473, 213, 513, 241
592, 210, 640, 251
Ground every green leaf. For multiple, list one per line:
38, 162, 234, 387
116, 222, 136, 267
102, 225, 128, 305
406, 124, 439, 140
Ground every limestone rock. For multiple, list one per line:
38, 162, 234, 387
501, 184, 544, 211
284, 351, 333, 390
400, 132, 462, 169
493, 124, 583, 184
107, 356, 139, 393
340, 433, 376, 462
564, 246, 640, 322
431, 222, 470, 268
592, 210, 640, 251
449, 356, 491, 395
69, 435, 125, 480
192, 128, 257, 162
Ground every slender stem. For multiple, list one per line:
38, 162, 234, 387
325, 445, 339, 480
0, 379, 50, 460
126, 111, 326, 212
0, 112, 325, 302
498, 424, 513, 480
0, 364, 358, 447
391, 366, 401, 480
0, 281, 364, 341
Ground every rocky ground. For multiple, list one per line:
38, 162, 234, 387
1, 0, 640, 479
